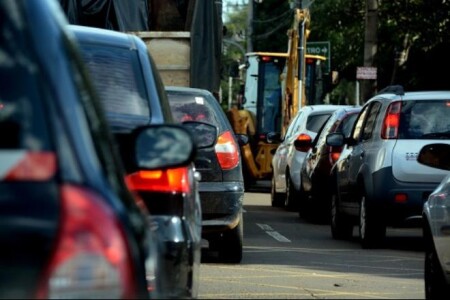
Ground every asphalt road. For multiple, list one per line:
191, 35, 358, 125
198, 189, 425, 299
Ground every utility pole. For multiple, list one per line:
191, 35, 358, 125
247, 0, 254, 52
361, 0, 378, 103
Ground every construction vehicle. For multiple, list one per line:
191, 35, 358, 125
227, 7, 328, 188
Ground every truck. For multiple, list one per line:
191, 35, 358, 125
58, 0, 223, 96
227, 6, 328, 188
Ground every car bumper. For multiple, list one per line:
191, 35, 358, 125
198, 181, 244, 233
149, 215, 200, 299
371, 167, 440, 226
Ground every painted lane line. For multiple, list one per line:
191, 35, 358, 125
256, 223, 291, 243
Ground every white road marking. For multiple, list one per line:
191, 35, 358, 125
256, 223, 291, 243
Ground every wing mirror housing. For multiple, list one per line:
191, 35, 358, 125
266, 132, 282, 143
133, 124, 196, 170
181, 121, 218, 149
326, 132, 345, 147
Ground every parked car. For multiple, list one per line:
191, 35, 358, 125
165, 86, 246, 264
270, 105, 344, 210
70, 25, 202, 298
327, 85, 450, 248
298, 106, 361, 222
0, 1, 194, 298
418, 143, 450, 299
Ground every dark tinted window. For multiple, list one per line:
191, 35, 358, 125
0, 7, 50, 151
78, 44, 150, 125
339, 113, 359, 137
306, 113, 331, 132
399, 100, 450, 139
167, 92, 221, 127
362, 102, 381, 141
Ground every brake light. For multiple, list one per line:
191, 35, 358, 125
394, 193, 408, 203
297, 133, 311, 142
329, 146, 343, 164
36, 185, 136, 299
215, 130, 239, 170
126, 167, 190, 193
381, 102, 402, 139
1, 151, 56, 181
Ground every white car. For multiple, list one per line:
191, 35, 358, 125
271, 105, 344, 210
418, 143, 450, 299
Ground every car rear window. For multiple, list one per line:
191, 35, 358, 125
0, 22, 50, 151
78, 44, 150, 127
167, 92, 221, 128
306, 113, 332, 132
399, 100, 450, 139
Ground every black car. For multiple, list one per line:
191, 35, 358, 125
0, 1, 195, 298
70, 25, 203, 298
298, 106, 361, 222
166, 86, 246, 263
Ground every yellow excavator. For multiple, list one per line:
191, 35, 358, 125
227, 6, 328, 189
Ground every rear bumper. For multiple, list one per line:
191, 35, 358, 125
198, 181, 244, 234
371, 167, 440, 226
149, 215, 200, 298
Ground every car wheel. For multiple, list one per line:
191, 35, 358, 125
330, 192, 353, 240
425, 243, 450, 299
271, 176, 285, 207
359, 195, 386, 249
218, 215, 243, 263
285, 176, 298, 211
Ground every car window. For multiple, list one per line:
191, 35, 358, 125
78, 44, 150, 126
352, 104, 370, 141
306, 113, 331, 132
399, 100, 450, 139
339, 112, 359, 137
0, 17, 51, 151
361, 102, 381, 141
168, 92, 221, 128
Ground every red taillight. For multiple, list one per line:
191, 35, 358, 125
394, 193, 408, 203
215, 130, 240, 170
126, 167, 190, 193
381, 102, 402, 139
36, 185, 136, 299
2, 151, 56, 181
329, 146, 342, 164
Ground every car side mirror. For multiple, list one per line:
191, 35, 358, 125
326, 132, 345, 147
417, 143, 450, 171
133, 124, 196, 170
266, 132, 282, 143
181, 121, 217, 149
235, 134, 249, 146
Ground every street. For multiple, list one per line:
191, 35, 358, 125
198, 190, 425, 299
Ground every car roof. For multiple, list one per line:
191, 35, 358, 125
68, 24, 139, 49
165, 86, 213, 96
372, 90, 450, 101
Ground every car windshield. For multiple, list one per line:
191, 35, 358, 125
399, 100, 450, 139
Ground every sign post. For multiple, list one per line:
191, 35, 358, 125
356, 66, 377, 105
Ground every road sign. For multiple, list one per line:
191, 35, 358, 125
306, 41, 330, 73
356, 66, 377, 80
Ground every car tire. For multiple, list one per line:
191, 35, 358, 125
285, 175, 298, 211
330, 192, 353, 239
271, 176, 285, 207
425, 242, 450, 299
219, 215, 243, 264
359, 195, 386, 249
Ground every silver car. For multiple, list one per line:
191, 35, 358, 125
271, 105, 344, 210
419, 143, 450, 299
327, 85, 450, 248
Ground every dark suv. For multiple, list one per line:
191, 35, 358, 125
327, 85, 450, 248
0, 1, 194, 298
70, 25, 203, 298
